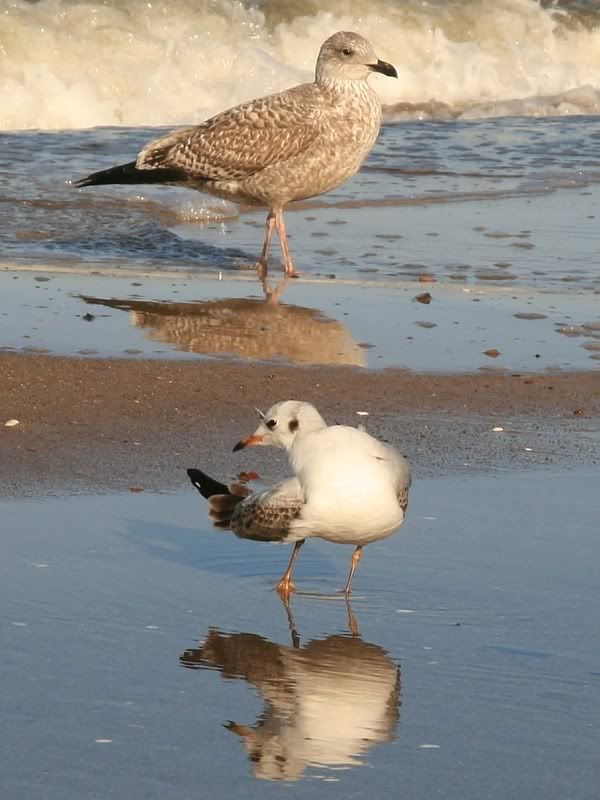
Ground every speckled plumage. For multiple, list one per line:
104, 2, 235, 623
229, 480, 304, 542
76, 31, 397, 276
397, 487, 409, 515
136, 79, 381, 209
187, 468, 304, 542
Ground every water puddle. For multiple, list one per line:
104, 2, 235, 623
1, 270, 598, 371
2, 472, 598, 796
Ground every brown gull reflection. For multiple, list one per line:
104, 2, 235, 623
180, 603, 400, 782
79, 290, 365, 367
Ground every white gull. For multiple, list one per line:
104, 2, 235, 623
188, 400, 411, 596
75, 31, 397, 277
185, 623, 400, 781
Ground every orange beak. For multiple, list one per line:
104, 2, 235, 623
233, 434, 264, 452
225, 721, 253, 739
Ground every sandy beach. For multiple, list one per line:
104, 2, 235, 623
2, 352, 599, 495
2, 2, 600, 795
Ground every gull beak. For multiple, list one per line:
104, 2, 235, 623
233, 434, 265, 453
225, 721, 253, 739
369, 59, 398, 79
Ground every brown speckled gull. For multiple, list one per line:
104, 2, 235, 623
75, 31, 397, 276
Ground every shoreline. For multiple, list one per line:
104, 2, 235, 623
2, 352, 598, 497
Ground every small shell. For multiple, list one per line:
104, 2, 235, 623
4, 419, 19, 427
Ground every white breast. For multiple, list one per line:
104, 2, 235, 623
289, 425, 408, 544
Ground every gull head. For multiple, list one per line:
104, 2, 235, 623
315, 31, 398, 83
233, 400, 327, 452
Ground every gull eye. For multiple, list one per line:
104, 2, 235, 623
341, 47, 354, 56
266, 419, 277, 429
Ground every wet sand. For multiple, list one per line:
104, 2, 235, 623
1, 352, 599, 496
2, 473, 599, 797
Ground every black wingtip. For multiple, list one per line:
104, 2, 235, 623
187, 468, 230, 499
74, 160, 190, 189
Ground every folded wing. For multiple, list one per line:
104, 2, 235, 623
137, 87, 321, 182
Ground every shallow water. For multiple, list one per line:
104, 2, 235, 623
1, 269, 599, 371
3, 118, 600, 290
2, 472, 599, 797
1, 117, 599, 371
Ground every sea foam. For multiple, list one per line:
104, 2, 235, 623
2, 0, 600, 129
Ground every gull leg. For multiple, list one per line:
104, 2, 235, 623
261, 276, 290, 306
257, 209, 276, 279
276, 539, 304, 597
342, 545, 363, 596
278, 592, 301, 649
274, 207, 298, 277
345, 597, 360, 637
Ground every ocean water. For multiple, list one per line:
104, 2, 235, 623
2, 117, 600, 287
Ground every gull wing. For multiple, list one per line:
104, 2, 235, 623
136, 85, 321, 181
231, 477, 304, 542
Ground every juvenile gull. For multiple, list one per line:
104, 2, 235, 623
188, 400, 411, 596
75, 31, 397, 276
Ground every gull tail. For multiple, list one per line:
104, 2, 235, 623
74, 160, 189, 188
187, 468, 249, 527
187, 468, 230, 499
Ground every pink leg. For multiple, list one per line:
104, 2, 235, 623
262, 276, 290, 306
258, 209, 276, 278
342, 545, 363, 596
276, 539, 304, 597
274, 208, 297, 276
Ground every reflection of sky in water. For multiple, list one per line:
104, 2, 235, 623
1, 272, 598, 370
190, 185, 600, 289
2, 473, 599, 796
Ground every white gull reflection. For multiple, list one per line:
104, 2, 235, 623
180, 601, 401, 781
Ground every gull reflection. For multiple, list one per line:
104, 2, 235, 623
180, 602, 401, 781
79, 290, 365, 366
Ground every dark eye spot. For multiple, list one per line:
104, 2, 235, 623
266, 419, 277, 429
288, 418, 299, 433
342, 48, 353, 56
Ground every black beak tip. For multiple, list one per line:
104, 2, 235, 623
372, 59, 398, 79
232, 441, 245, 453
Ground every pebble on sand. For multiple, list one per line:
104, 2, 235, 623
415, 292, 432, 304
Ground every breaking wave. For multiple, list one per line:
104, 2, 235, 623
2, 0, 600, 129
